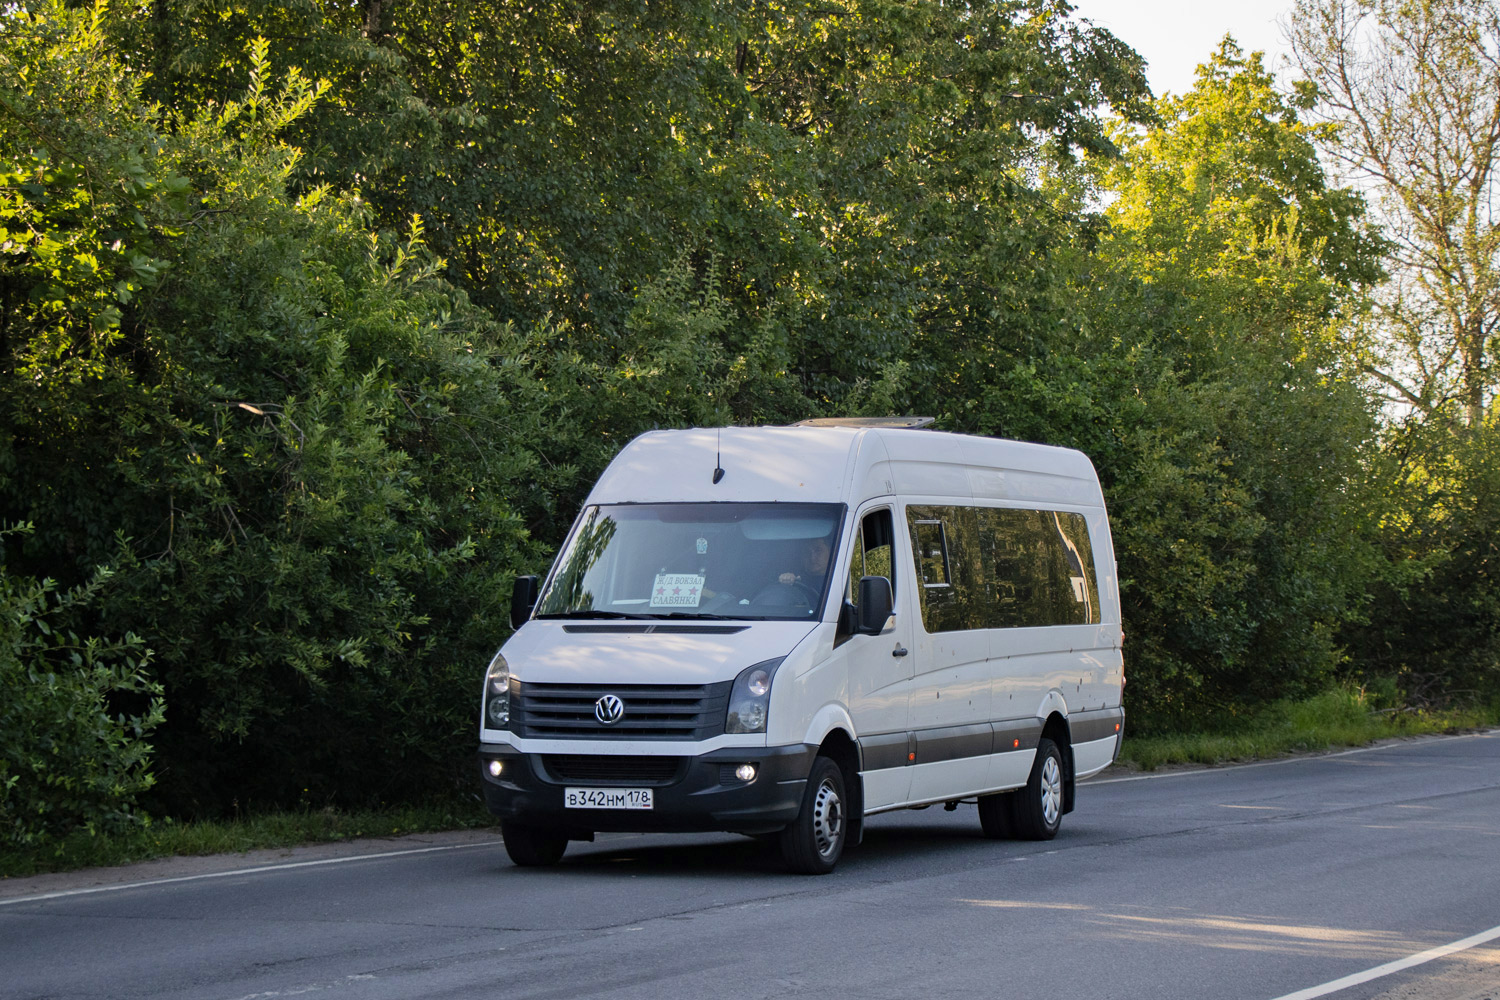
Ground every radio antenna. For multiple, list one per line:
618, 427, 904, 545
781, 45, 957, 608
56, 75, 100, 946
712, 428, 725, 484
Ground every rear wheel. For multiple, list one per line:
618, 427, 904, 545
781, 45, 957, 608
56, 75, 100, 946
779, 756, 847, 874
1009, 737, 1064, 840
501, 823, 568, 866
977, 738, 1065, 841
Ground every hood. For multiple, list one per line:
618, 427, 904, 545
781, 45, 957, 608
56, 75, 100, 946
499, 620, 818, 685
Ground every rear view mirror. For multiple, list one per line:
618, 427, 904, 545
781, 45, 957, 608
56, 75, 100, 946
856, 576, 893, 635
510, 575, 539, 629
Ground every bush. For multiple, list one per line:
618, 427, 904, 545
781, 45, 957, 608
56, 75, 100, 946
1346, 416, 1500, 708
0, 11, 543, 815
0, 528, 164, 847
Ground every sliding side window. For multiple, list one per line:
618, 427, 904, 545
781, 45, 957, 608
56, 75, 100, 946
908, 506, 987, 633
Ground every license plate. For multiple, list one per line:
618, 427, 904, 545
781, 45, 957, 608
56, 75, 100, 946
564, 787, 654, 810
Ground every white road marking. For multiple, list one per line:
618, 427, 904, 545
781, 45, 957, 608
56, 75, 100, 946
229, 973, 377, 1000
0, 841, 500, 907
1088, 729, 1500, 786
1267, 922, 1500, 1000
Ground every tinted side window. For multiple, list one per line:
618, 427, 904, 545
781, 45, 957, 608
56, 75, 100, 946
907, 504, 1101, 632
908, 507, 984, 633
1046, 510, 1099, 625
981, 507, 1101, 628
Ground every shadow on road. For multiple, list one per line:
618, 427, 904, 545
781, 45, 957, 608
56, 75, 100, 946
479, 813, 1018, 878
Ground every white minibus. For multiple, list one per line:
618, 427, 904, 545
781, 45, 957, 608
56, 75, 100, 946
478, 420, 1124, 873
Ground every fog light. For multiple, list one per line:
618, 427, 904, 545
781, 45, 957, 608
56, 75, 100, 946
734, 763, 757, 782
488, 759, 504, 778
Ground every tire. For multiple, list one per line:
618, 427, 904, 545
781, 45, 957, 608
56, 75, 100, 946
501, 822, 569, 866
1008, 737, 1065, 841
779, 756, 848, 874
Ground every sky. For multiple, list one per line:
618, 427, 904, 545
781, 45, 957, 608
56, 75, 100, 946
1066, 0, 1299, 98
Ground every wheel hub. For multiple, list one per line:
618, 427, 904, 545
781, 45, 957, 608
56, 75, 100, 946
812, 778, 844, 859
1041, 754, 1062, 826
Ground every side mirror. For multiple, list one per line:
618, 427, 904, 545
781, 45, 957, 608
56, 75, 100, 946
510, 575, 539, 630
856, 576, 894, 635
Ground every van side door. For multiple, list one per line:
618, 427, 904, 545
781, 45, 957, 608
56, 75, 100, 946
840, 505, 914, 810
905, 504, 997, 802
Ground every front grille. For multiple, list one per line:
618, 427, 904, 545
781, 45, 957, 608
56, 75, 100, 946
540, 755, 685, 785
512, 681, 733, 740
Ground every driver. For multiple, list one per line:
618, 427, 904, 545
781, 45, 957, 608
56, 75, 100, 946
776, 535, 832, 593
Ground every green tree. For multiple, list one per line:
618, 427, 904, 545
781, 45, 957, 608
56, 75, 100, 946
1053, 41, 1385, 727
102, 0, 1155, 424
1290, 0, 1500, 708
1, 6, 541, 812
733, 0, 1154, 410
1104, 39, 1386, 354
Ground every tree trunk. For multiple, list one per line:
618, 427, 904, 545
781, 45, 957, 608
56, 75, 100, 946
362, 0, 385, 42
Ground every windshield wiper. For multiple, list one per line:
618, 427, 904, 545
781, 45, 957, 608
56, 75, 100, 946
534, 610, 649, 620
644, 611, 741, 620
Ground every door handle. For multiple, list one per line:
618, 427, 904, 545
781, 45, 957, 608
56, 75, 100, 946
892, 645, 909, 658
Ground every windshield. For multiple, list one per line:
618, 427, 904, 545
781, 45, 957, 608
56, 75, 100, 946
535, 503, 845, 621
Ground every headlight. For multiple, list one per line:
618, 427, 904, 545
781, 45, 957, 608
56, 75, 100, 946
726, 657, 785, 734
483, 651, 511, 729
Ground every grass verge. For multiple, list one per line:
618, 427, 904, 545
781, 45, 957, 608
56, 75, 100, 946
0, 799, 496, 879
1119, 688, 1500, 771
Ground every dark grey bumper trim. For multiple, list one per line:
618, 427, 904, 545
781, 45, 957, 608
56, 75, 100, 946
1068, 706, 1125, 744
915, 723, 994, 764
860, 731, 909, 771
857, 710, 1122, 773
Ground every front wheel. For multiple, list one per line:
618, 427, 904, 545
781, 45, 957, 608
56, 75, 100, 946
501, 823, 569, 866
779, 756, 848, 874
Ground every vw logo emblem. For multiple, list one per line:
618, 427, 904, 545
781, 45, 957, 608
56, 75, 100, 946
594, 694, 625, 725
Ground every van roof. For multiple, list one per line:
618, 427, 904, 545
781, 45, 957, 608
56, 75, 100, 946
586, 427, 1104, 508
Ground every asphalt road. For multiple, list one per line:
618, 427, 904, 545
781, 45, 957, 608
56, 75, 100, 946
4, 731, 1499, 1000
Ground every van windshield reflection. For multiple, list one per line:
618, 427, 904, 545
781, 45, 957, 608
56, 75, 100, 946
535, 503, 844, 621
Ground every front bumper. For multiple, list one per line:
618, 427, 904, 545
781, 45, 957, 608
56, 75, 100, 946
477, 742, 817, 836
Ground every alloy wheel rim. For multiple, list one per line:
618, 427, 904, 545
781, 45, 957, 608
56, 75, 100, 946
1040, 754, 1062, 826
812, 778, 844, 859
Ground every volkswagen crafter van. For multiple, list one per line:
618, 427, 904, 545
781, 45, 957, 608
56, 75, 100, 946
478, 421, 1124, 873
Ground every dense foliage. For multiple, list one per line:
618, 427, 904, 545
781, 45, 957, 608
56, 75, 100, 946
2, 1, 1494, 843
1, 527, 164, 846
0, 10, 552, 822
